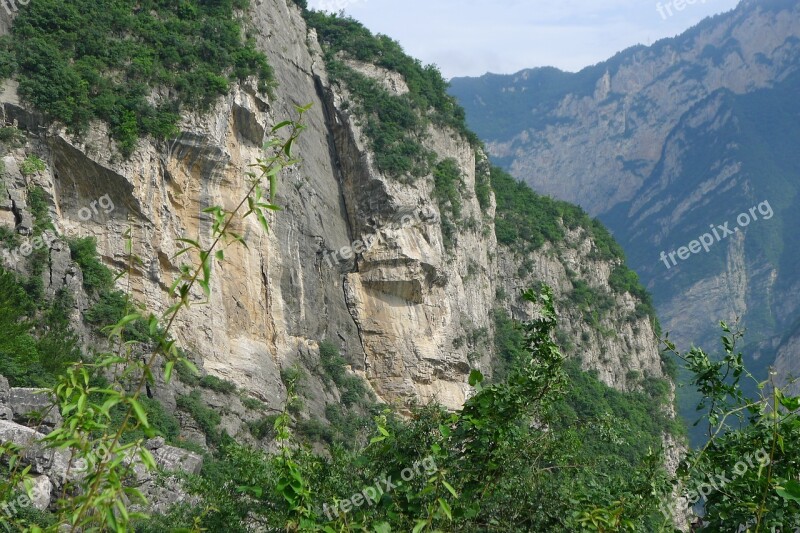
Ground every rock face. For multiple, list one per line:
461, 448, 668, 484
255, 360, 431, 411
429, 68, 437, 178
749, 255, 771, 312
0, 0, 686, 526
449, 0, 800, 422
0, 0, 670, 413
8, 388, 62, 430
0, 375, 203, 511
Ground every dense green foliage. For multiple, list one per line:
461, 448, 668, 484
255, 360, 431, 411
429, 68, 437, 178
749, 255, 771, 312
491, 307, 527, 383
666, 324, 800, 530
68, 237, 113, 295
0, 185, 83, 387
329, 64, 434, 180
0, 269, 81, 387
0, 0, 273, 156
491, 165, 619, 256
432, 158, 465, 248
318, 340, 370, 408
177, 390, 228, 448
491, 165, 661, 335
109, 396, 181, 445
304, 11, 475, 140
131, 289, 681, 532
199, 374, 238, 395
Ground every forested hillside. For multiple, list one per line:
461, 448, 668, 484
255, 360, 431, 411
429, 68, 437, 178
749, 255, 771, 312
0, 1, 797, 531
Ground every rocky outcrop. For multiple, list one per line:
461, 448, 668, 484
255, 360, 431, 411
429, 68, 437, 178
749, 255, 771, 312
7, 388, 62, 430
0, 0, 683, 525
0, 375, 203, 512
0, 0, 672, 414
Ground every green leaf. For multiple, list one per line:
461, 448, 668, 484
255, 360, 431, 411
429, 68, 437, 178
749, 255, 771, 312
139, 449, 157, 471
442, 480, 458, 499
271, 120, 292, 132
779, 392, 800, 411
269, 173, 278, 203
777, 480, 800, 502
180, 358, 199, 377
129, 398, 150, 428
256, 210, 269, 233
117, 313, 142, 328
412, 520, 427, 533
468, 369, 484, 387
177, 237, 201, 249
164, 361, 175, 384
437, 498, 452, 520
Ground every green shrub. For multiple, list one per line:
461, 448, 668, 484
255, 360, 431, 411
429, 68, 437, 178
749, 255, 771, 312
200, 375, 237, 395
609, 264, 661, 335
319, 340, 347, 385
175, 354, 202, 386
247, 414, 279, 440
27, 186, 53, 233
0, 269, 80, 387
177, 390, 225, 447
0, 225, 18, 247
296, 419, 334, 445
109, 397, 181, 444
20, 155, 45, 177
280, 365, 305, 389
68, 237, 113, 294
491, 308, 526, 383
241, 397, 266, 412
432, 158, 463, 221
0, 126, 24, 147
6, 0, 274, 156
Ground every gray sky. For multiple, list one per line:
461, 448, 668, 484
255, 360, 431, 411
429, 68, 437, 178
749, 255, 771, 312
308, 0, 742, 78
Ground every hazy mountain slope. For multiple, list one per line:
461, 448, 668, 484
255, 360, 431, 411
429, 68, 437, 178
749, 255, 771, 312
450, 0, 800, 213
449, 0, 800, 442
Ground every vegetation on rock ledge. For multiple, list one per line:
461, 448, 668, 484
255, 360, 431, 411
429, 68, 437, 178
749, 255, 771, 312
0, 0, 274, 156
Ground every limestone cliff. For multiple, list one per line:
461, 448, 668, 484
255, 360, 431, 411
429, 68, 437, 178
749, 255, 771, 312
0, 0, 671, 433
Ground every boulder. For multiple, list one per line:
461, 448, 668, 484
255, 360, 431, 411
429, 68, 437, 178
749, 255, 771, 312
0, 420, 70, 484
8, 388, 62, 429
0, 375, 10, 404
152, 445, 204, 476
20, 475, 52, 511
0, 376, 12, 421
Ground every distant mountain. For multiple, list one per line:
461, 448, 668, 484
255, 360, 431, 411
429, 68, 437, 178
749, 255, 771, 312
450, 0, 800, 443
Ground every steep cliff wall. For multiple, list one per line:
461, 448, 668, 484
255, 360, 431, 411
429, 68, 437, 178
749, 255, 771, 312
0, 0, 672, 428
